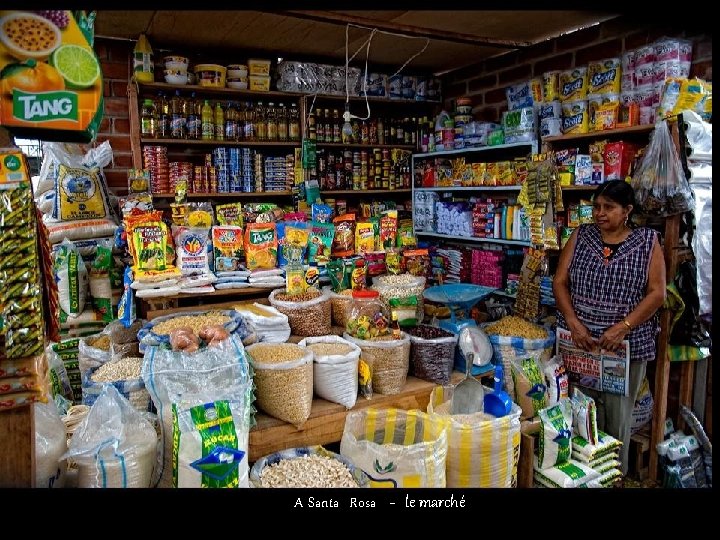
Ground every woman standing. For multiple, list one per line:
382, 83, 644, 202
553, 180, 666, 475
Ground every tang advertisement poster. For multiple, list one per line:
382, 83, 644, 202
0, 10, 103, 142
556, 327, 630, 396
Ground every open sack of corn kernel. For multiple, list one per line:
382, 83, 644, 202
141, 331, 254, 488
340, 408, 448, 488
427, 386, 522, 488
482, 316, 555, 406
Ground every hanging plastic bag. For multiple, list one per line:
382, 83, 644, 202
631, 120, 694, 216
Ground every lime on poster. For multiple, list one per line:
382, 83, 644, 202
0, 10, 103, 142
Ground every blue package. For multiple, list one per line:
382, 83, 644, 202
312, 203, 333, 223
117, 266, 136, 328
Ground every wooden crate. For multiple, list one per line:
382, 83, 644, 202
629, 427, 651, 480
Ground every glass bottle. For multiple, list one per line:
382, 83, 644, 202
185, 92, 200, 140
140, 98, 157, 138
360, 120, 369, 145
369, 118, 378, 145
307, 108, 316, 141
201, 99, 214, 140
332, 108, 341, 143
214, 102, 224, 141
277, 103, 288, 142
255, 101, 267, 141
351, 118, 360, 144
244, 101, 255, 141
236, 101, 246, 141
404, 118, 412, 145
316, 108, 325, 142
289, 103, 300, 141
324, 108, 332, 145
377, 117, 384, 145
390, 118, 396, 142
156, 91, 170, 139
266, 102, 278, 141
169, 90, 185, 139
225, 102, 238, 141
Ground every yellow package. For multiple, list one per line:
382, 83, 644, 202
133, 265, 182, 283
284, 222, 310, 249
131, 220, 168, 271
588, 94, 620, 131
186, 202, 214, 227
55, 164, 110, 221
485, 162, 499, 186
559, 67, 588, 102
497, 161, 514, 186
215, 202, 243, 227
588, 58, 622, 95
542, 70, 561, 102
244, 222, 277, 270
561, 100, 589, 135
471, 162, 486, 186
355, 221, 375, 255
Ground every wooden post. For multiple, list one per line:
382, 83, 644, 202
648, 212, 680, 482
127, 82, 143, 169
677, 361, 696, 432
0, 406, 35, 487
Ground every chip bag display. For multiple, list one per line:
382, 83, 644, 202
332, 213, 355, 258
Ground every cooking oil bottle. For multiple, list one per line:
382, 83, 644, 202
214, 102, 225, 141
201, 99, 214, 140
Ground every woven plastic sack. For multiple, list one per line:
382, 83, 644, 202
482, 322, 555, 401
81, 366, 151, 413
268, 289, 331, 337
340, 408, 448, 488
142, 334, 254, 488
246, 342, 313, 427
428, 385, 521, 488
63, 385, 158, 488
343, 333, 410, 395
299, 335, 360, 409
234, 303, 290, 344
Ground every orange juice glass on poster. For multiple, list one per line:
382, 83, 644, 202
0, 10, 103, 139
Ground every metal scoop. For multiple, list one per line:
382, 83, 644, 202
451, 327, 485, 415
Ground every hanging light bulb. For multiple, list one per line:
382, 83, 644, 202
341, 102, 353, 144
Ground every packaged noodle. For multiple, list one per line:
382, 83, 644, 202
245, 222, 277, 270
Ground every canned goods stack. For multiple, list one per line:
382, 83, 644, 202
169, 161, 193, 193
264, 156, 287, 192
212, 147, 229, 193
285, 153, 295, 191
239, 148, 255, 192
143, 145, 169, 193
254, 152, 264, 192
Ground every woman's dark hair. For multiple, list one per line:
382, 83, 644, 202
593, 180, 637, 223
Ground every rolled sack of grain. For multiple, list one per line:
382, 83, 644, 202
246, 343, 314, 427
268, 289, 331, 337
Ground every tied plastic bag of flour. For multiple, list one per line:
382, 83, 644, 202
53, 239, 89, 319
63, 385, 158, 488
538, 398, 573, 469
34, 402, 67, 488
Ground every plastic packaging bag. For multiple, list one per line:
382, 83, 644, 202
299, 335, 360, 409
631, 120, 694, 216
406, 325, 458, 385
34, 402, 67, 488
538, 398, 573, 469
63, 385, 158, 488
53, 239, 89, 318
142, 334, 253, 488
344, 333, 410, 396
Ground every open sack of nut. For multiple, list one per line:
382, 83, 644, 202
298, 335, 361, 409
268, 288, 331, 337
246, 343, 314, 427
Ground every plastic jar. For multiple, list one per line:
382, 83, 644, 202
346, 289, 391, 340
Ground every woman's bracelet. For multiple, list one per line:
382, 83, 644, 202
622, 319, 633, 330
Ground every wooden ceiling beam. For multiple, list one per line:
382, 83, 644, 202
273, 10, 531, 49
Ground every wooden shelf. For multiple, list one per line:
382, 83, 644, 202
152, 191, 293, 198
413, 141, 537, 159
137, 81, 303, 100
306, 93, 438, 106
561, 185, 598, 191
141, 138, 299, 147
249, 371, 491, 461
542, 124, 655, 143
315, 142, 415, 150
415, 185, 521, 192
320, 189, 411, 195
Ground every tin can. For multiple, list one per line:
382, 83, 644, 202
382, 149, 390, 160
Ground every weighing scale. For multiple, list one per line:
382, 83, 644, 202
423, 283, 498, 376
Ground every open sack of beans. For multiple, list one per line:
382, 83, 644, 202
249, 445, 369, 488
298, 335, 361, 409
246, 343, 313, 427
428, 385, 522, 488
137, 310, 251, 352
142, 333, 254, 488
482, 316, 555, 402
405, 325, 458, 385
63, 384, 158, 488
268, 289, 331, 337
340, 409, 448, 488
343, 333, 410, 396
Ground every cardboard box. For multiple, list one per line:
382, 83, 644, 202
603, 141, 638, 181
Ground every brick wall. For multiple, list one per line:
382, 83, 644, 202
95, 38, 133, 193
442, 16, 712, 121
